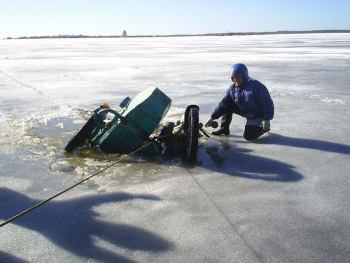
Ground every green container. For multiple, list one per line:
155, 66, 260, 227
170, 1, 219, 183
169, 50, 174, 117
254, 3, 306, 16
66, 87, 171, 154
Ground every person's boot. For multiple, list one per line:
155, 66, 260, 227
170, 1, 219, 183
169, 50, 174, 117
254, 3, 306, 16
212, 112, 232, 136
212, 129, 230, 136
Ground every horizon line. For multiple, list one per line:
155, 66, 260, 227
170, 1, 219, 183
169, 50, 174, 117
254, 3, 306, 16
4, 29, 350, 40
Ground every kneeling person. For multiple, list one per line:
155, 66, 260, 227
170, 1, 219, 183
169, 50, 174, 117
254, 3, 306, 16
206, 63, 274, 140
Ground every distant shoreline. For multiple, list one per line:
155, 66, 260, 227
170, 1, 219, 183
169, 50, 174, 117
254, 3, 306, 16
4, 30, 350, 40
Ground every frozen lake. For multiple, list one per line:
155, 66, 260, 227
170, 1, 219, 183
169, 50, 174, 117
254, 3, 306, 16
0, 34, 350, 262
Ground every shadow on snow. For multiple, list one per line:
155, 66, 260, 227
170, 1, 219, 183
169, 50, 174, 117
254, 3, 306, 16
0, 251, 29, 263
197, 132, 350, 181
197, 136, 304, 182
254, 133, 350, 155
0, 188, 173, 263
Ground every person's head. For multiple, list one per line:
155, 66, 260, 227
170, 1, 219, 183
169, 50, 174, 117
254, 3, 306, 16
230, 63, 249, 86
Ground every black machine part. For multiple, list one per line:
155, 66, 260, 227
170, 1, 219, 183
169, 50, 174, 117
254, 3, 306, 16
119, 96, 131, 109
183, 105, 200, 163
211, 121, 218, 129
65, 116, 95, 153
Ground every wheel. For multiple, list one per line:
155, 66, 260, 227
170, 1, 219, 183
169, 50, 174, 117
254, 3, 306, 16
158, 122, 175, 138
183, 106, 199, 163
65, 116, 95, 152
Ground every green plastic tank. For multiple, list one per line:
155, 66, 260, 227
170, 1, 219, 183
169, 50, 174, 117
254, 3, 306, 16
65, 87, 171, 154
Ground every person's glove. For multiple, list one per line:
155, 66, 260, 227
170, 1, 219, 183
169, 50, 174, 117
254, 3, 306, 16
262, 120, 270, 132
205, 117, 214, 127
100, 102, 110, 109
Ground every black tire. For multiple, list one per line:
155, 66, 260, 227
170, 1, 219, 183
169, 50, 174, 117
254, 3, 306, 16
65, 116, 95, 152
184, 107, 199, 163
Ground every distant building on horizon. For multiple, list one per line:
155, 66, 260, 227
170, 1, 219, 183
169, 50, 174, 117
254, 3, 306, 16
122, 30, 127, 38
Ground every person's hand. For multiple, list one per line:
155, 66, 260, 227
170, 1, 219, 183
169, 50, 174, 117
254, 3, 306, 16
100, 102, 110, 109
205, 118, 214, 127
262, 120, 270, 132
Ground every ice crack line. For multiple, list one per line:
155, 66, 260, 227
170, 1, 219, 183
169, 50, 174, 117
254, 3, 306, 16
185, 167, 264, 263
0, 69, 73, 109
0, 69, 45, 95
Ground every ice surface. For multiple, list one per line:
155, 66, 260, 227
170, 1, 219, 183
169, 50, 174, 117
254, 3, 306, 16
0, 34, 350, 262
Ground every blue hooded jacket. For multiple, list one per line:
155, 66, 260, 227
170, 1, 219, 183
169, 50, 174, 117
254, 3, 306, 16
211, 77, 274, 121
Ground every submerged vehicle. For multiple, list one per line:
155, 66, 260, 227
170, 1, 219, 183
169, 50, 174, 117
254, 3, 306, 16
65, 87, 201, 162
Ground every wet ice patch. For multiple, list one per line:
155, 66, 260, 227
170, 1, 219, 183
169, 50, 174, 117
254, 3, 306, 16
50, 160, 75, 173
320, 97, 345, 104
164, 106, 185, 121
56, 122, 64, 129
0, 104, 94, 177
308, 94, 346, 105
58, 72, 82, 80
33, 118, 75, 138
270, 88, 347, 105
271, 90, 297, 97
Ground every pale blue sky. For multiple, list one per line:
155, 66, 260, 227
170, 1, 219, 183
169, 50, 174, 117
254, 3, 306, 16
1, 0, 350, 37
